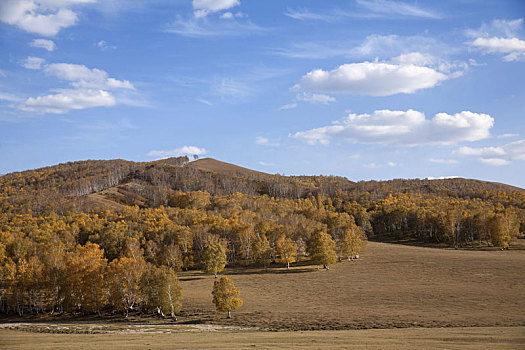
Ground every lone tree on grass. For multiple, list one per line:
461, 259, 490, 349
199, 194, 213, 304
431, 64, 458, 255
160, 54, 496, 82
201, 236, 228, 278
308, 229, 337, 270
212, 276, 243, 319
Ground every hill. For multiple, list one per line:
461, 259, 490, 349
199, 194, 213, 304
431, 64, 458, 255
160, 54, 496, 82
187, 158, 270, 178
1, 157, 522, 212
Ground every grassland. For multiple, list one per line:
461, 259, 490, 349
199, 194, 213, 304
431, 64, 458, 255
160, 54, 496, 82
179, 241, 525, 330
1, 241, 524, 348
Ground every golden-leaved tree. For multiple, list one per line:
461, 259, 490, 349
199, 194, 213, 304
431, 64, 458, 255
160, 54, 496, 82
201, 235, 228, 277
212, 276, 243, 319
308, 229, 337, 270
251, 234, 272, 269
141, 265, 182, 319
275, 234, 297, 269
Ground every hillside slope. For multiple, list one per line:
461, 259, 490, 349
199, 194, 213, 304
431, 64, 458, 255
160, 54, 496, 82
0, 157, 523, 214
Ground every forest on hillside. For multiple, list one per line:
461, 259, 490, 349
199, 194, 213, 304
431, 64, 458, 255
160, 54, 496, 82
0, 157, 523, 317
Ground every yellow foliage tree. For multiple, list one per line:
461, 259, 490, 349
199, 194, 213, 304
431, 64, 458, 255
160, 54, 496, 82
308, 229, 337, 270
201, 235, 228, 277
251, 234, 272, 269
276, 234, 297, 269
212, 276, 243, 318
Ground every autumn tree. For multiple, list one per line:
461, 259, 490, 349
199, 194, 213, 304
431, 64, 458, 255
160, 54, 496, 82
212, 276, 243, 318
275, 234, 297, 269
63, 243, 107, 314
337, 222, 367, 261
308, 229, 337, 270
251, 234, 272, 269
107, 256, 145, 316
201, 235, 228, 277
141, 265, 182, 319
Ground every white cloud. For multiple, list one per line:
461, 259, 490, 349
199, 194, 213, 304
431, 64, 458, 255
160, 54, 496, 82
455, 146, 506, 157
30, 39, 56, 51
96, 40, 116, 50
278, 103, 298, 110
0, 92, 23, 102
196, 98, 213, 106
479, 158, 510, 166
283, 8, 340, 22
0, 0, 96, 36
148, 146, 207, 158
356, 0, 441, 19
467, 19, 525, 61
427, 158, 459, 164
284, 1, 440, 22
43, 63, 134, 90
273, 34, 459, 65
498, 133, 519, 139
255, 136, 280, 147
470, 37, 525, 61
165, 16, 264, 37
193, 0, 240, 18
296, 92, 335, 104
426, 176, 459, 180
294, 61, 449, 96
387, 162, 398, 167
466, 19, 523, 39
455, 140, 525, 166
363, 162, 380, 168
18, 89, 115, 114
21, 56, 45, 70
17, 61, 134, 114
258, 161, 276, 166
291, 109, 494, 146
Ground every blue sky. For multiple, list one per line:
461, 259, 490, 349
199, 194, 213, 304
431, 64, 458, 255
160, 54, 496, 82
1, 0, 524, 187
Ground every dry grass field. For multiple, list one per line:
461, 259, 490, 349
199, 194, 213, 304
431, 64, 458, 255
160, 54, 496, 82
1, 241, 524, 348
1, 326, 524, 349
179, 241, 525, 330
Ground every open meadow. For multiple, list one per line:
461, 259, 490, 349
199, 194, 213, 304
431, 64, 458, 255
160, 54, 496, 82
2, 241, 524, 349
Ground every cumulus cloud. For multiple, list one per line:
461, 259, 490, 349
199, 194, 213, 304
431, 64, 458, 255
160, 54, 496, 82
18, 89, 115, 114
147, 146, 207, 158
18, 61, 134, 114
30, 39, 56, 51
291, 109, 494, 146
454, 140, 525, 166
0, 0, 96, 36
21, 56, 45, 70
193, 0, 240, 18
294, 61, 450, 96
43, 63, 134, 90
470, 37, 525, 61
468, 19, 525, 61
